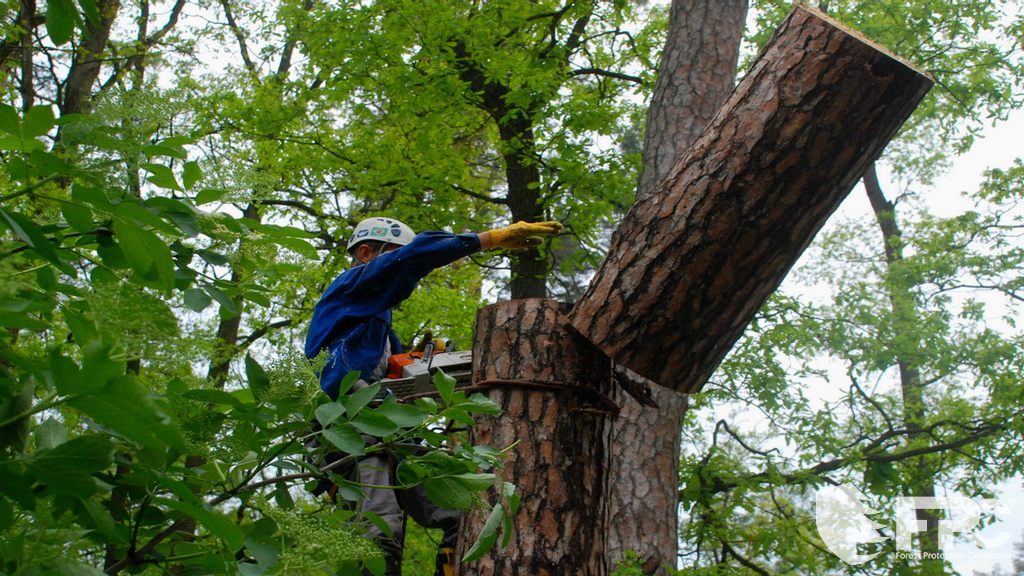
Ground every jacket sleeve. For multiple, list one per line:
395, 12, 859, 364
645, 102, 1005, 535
345, 231, 481, 313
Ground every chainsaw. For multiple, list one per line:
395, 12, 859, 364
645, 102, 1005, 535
379, 331, 472, 399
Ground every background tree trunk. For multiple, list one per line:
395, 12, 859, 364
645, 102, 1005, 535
571, 5, 933, 393
455, 298, 615, 575
59, 0, 120, 117
864, 163, 943, 573
605, 1, 747, 572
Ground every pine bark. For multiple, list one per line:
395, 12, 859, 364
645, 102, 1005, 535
606, 1, 747, 571
570, 5, 933, 393
455, 299, 614, 575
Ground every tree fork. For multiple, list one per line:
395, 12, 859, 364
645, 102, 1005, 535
455, 298, 614, 575
570, 4, 933, 393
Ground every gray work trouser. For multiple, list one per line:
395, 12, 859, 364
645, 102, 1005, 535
353, 452, 460, 576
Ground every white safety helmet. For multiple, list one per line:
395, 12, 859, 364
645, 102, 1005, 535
346, 217, 416, 253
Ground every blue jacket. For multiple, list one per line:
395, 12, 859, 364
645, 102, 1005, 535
305, 231, 481, 398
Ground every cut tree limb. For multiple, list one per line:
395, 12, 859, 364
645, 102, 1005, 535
570, 4, 933, 393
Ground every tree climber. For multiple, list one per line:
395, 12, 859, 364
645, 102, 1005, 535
305, 216, 562, 576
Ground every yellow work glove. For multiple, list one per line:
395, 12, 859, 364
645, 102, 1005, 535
487, 221, 563, 250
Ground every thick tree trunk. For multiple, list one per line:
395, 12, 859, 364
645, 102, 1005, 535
571, 5, 933, 393
606, 2, 748, 572
455, 298, 614, 575
638, 0, 748, 204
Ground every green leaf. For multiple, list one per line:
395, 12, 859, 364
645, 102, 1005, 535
254, 223, 317, 238
159, 135, 194, 147
78, 497, 125, 544
245, 354, 271, 401
142, 144, 188, 160
351, 411, 400, 437
112, 219, 175, 291
70, 184, 114, 210
76, 0, 100, 24
195, 188, 228, 205
0, 382, 33, 452
433, 369, 456, 405
22, 106, 56, 138
461, 393, 502, 416
114, 202, 176, 235
205, 285, 240, 317
337, 371, 360, 397
27, 435, 115, 497
182, 389, 244, 407
141, 163, 183, 191
162, 210, 201, 237
0, 103, 20, 135
0, 207, 66, 269
78, 341, 124, 392
447, 472, 495, 492
374, 401, 428, 428
152, 496, 245, 552
422, 476, 475, 510
67, 375, 186, 452
315, 402, 346, 427
461, 502, 503, 562
63, 308, 99, 343
182, 160, 202, 190
29, 149, 74, 176
322, 423, 365, 456
35, 417, 67, 450
0, 498, 12, 531
61, 202, 94, 233
183, 288, 213, 312
45, 0, 77, 45
343, 382, 380, 418
502, 481, 520, 515
261, 236, 318, 259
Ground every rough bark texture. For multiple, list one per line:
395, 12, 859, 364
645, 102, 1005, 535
638, 0, 748, 203
605, 2, 747, 572
456, 299, 614, 575
570, 5, 933, 392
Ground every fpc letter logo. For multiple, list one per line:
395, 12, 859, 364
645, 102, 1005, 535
815, 483, 1008, 565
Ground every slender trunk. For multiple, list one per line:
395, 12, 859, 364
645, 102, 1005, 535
499, 119, 546, 299
18, 0, 35, 111
59, 0, 120, 118
606, 2, 747, 571
864, 163, 942, 573
206, 203, 259, 386
451, 40, 547, 299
